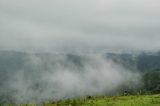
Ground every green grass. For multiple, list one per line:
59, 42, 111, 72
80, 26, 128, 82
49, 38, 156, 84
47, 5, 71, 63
3, 94, 160, 106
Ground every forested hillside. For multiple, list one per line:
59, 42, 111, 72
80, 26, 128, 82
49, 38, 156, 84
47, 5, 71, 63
0, 51, 160, 104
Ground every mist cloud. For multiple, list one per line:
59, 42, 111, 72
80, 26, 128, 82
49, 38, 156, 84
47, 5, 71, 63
0, 53, 141, 104
0, 0, 160, 52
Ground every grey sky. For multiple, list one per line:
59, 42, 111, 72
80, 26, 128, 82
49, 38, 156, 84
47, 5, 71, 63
0, 0, 160, 52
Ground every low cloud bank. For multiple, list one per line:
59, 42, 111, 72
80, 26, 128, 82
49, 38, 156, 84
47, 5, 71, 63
0, 0, 160, 52
0, 53, 141, 104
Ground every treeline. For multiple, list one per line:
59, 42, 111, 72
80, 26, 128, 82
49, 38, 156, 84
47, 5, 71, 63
120, 69, 160, 95
142, 69, 160, 94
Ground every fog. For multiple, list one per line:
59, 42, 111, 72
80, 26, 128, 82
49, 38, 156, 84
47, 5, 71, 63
0, 0, 159, 104
0, 53, 141, 104
0, 0, 160, 52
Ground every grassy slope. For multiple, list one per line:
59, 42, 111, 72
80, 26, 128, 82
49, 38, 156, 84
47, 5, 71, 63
5, 94, 160, 106
44, 94, 160, 106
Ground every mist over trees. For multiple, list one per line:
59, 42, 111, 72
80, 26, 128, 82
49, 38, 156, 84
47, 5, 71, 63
0, 51, 160, 104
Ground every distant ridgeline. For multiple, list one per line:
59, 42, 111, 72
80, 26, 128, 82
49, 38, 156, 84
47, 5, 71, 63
0, 51, 160, 104
106, 52, 160, 72
1, 51, 160, 73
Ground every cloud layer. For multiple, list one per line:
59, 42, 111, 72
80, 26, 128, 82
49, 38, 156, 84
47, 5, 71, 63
0, 0, 160, 52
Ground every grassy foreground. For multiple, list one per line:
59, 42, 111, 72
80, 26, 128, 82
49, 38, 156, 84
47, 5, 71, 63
4, 94, 160, 106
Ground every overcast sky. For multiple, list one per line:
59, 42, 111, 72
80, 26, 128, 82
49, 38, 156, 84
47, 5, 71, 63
0, 0, 160, 52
